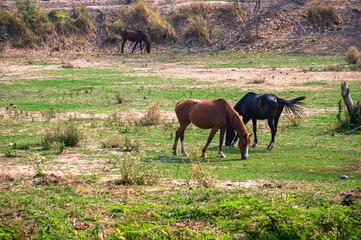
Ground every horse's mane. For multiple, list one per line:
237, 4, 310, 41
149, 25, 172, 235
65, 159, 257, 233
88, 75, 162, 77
234, 92, 255, 113
221, 99, 247, 136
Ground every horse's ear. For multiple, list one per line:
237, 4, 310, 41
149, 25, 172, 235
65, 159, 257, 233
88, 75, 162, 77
249, 133, 253, 137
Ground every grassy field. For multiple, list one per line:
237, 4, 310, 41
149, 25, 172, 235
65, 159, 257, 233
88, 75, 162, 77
0, 50, 360, 239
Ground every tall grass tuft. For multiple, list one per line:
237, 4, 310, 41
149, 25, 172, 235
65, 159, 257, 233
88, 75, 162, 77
345, 46, 360, 65
41, 120, 82, 151
107, 1, 176, 44
71, 6, 94, 33
183, 16, 211, 45
141, 101, 163, 125
307, 3, 340, 27
112, 153, 163, 186
101, 134, 141, 152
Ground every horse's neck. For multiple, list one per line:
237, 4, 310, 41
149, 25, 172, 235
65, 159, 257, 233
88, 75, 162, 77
234, 97, 246, 113
227, 106, 246, 135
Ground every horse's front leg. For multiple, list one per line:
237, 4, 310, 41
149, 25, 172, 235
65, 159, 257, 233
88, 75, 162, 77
173, 124, 189, 157
121, 40, 127, 54
139, 41, 143, 54
201, 128, 218, 158
131, 42, 138, 53
267, 118, 276, 150
218, 129, 226, 158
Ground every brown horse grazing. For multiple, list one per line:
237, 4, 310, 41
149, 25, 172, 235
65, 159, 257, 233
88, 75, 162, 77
172, 98, 252, 159
121, 30, 151, 54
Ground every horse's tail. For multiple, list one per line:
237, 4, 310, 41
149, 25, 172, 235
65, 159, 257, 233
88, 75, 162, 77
143, 35, 151, 53
278, 96, 306, 118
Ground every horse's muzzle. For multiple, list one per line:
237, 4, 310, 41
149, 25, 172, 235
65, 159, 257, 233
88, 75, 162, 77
241, 155, 247, 160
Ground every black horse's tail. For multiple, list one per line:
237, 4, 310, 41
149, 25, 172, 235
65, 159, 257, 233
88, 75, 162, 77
139, 31, 151, 53
278, 96, 306, 118
143, 36, 151, 53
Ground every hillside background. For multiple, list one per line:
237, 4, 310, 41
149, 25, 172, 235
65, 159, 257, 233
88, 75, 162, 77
0, 0, 360, 54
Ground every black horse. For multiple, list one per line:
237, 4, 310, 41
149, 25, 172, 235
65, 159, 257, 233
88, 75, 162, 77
121, 30, 151, 54
225, 92, 306, 150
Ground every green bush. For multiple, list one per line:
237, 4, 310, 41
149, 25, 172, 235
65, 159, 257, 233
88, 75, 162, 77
41, 120, 82, 150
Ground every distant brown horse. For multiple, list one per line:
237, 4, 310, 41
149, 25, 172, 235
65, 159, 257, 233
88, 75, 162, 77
172, 98, 252, 159
121, 30, 151, 54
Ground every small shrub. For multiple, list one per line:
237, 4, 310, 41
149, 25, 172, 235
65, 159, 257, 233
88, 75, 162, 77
112, 153, 163, 186
0, 21, 7, 42
141, 102, 163, 125
248, 78, 265, 84
101, 133, 122, 148
345, 46, 360, 65
123, 136, 140, 152
173, 2, 215, 21
29, 153, 46, 176
189, 148, 217, 188
41, 120, 81, 150
183, 16, 211, 45
307, 3, 340, 27
71, 6, 94, 33
126, 113, 141, 126
110, 1, 176, 44
101, 134, 141, 152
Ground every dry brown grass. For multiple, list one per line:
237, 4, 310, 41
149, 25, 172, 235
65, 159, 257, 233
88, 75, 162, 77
110, 0, 176, 43
141, 101, 163, 125
345, 46, 360, 65
307, 3, 340, 27
182, 16, 211, 45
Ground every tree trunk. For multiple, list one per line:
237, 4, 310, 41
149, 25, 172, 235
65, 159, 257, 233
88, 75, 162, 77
341, 81, 355, 123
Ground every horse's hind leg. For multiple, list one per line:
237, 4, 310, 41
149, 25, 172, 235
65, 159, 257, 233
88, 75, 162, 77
251, 118, 257, 147
172, 124, 189, 157
121, 40, 127, 54
201, 128, 218, 158
267, 118, 276, 150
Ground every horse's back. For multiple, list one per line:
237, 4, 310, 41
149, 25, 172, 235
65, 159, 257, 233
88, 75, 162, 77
123, 30, 146, 41
175, 99, 228, 129
240, 93, 279, 119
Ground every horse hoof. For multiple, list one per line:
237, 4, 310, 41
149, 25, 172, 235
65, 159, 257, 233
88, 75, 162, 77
230, 145, 235, 148
252, 143, 257, 148
220, 154, 226, 158
267, 147, 273, 150
201, 154, 207, 158
173, 152, 177, 156
183, 153, 188, 157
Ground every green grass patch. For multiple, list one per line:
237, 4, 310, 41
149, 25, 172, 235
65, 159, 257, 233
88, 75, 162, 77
0, 51, 360, 239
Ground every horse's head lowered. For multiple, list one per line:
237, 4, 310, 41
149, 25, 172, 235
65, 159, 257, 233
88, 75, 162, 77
238, 133, 252, 159
229, 109, 252, 159
146, 43, 151, 53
